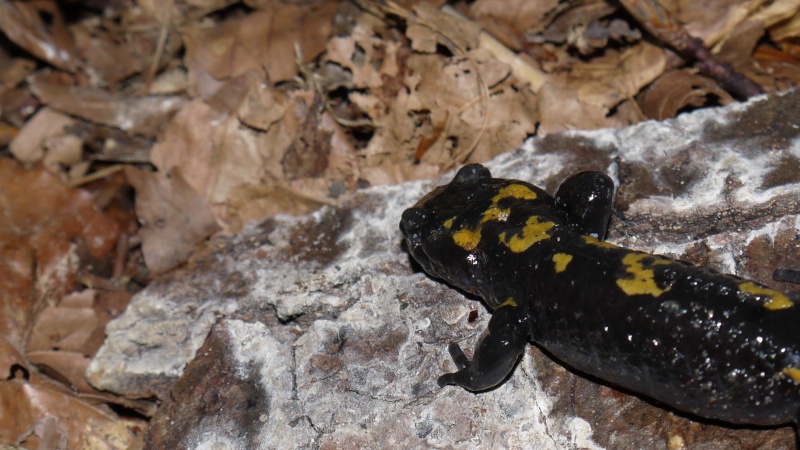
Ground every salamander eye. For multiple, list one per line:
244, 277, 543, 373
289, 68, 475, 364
453, 164, 492, 185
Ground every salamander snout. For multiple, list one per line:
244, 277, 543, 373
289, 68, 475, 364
400, 208, 429, 240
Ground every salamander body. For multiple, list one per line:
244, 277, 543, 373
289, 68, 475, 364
400, 164, 800, 428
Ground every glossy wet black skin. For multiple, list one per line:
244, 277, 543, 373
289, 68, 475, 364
400, 164, 800, 427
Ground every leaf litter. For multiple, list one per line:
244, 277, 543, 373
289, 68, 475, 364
0, 0, 798, 447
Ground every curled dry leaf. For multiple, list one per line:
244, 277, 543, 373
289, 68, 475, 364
125, 166, 219, 273
638, 69, 734, 120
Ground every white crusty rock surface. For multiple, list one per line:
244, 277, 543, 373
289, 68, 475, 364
88, 90, 800, 449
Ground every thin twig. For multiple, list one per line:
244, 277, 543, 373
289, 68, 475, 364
618, 0, 763, 99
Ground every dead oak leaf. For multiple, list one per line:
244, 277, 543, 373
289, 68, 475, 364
125, 166, 219, 274
0, 159, 119, 347
183, 2, 336, 85
411, 2, 481, 53
28, 71, 186, 136
27, 290, 97, 354
539, 42, 665, 134
468, 0, 560, 50
0, 0, 78, 72
0, 377, 141, 448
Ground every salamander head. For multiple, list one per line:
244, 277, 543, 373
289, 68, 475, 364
400, 164, 552, 297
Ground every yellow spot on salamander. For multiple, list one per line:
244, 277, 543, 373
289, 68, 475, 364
616, 253, 672, 297
498, 297, 518, 308
552, 253, 573, 273
453, 228, 481, 251
782, 367, 800, 383
492, 184, 537, 203
449, 182, 536, 251
500, 216, 555, 253
582, 235, 619, 249
481, 206, 510, 223
739, 282, 794, 310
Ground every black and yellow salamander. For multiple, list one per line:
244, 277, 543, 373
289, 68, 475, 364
400, 163, 800, 431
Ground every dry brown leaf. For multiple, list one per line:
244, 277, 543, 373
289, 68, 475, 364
0, 336, 26, 379
468, 0, 560, 50
1, 57, 36, 89
0, 240, 35, 352
407, 23, 439, 53
477, 29, 549, 92
149, 99, 226, 193
211, 98, 336, 228
27, 350, 95, 393
539, 42, 665, 134
0, 85, 38, 129
768, 4, 800, 41
538, 80, 617, 133
718, 19, 768, 72
125, 166, 219, 273
0, 159, 119, 348
671, 0, 761, 46
28, 71, 186, 136
28, 290, 98, 354
638, 69, 734, 120
8, 107, 77, 164
326, 24, 401, 88
183, 2, 336, 87
0, 0, 78, 72
148, 68, 190, 95
139, 0, 238, 24
220, 181, 329, 231
79, 34, 145, 88
538, 1, 617, 46
754, 45, 800, 90
0, 377, 142, 448
0, 123, 18, 147
237, 81, 289, 131
150, 74, 335, 233
351, 47, 535, 182
411, 2, 481, 53
281, 93, 330, 179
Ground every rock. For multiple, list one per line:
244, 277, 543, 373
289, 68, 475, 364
88, 90, 800, 449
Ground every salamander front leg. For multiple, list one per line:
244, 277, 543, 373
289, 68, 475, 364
554, 171, 615, 240
438, 305, 530, 391
774, 269, 800, 301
